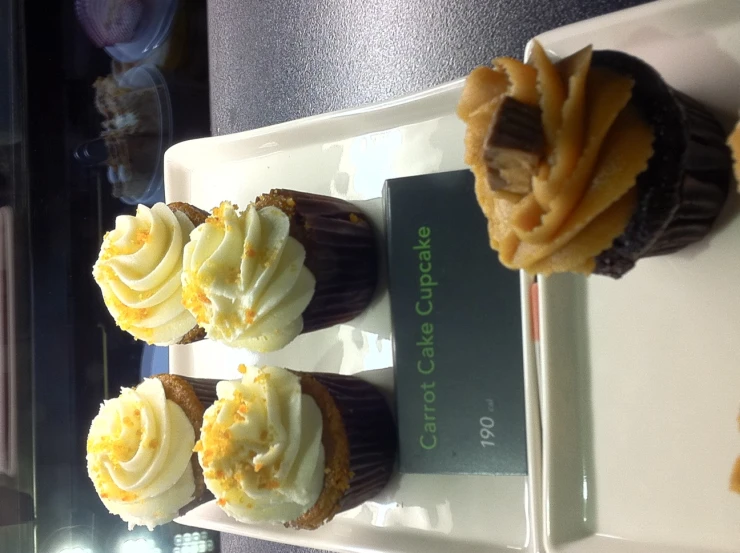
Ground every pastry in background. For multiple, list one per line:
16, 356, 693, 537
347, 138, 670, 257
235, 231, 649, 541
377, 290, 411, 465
86, 374, 217, 529
93, 202, 207, 345
196, 365, 396, 529
458, 43, 731, 278
75, 0, 144, 48
103, 132, 159, 201
93, 74, 161, 135
181, 192, 378, 352
729, 120, 740, 185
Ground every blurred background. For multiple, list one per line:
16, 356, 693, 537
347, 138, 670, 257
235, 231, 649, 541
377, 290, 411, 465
0, 0, 217, 551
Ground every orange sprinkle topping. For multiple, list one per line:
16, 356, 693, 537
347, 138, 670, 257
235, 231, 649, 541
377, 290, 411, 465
245, 309, 256, 325
181, 279, 211, 326
206, 201, 238, 230
93, 264, 116, 283
237, 364, 247, 374
259, 479, 280, 490
120, 491, 138, 503
134, 227, 150, 246
243, 243, 258, 258
254, 372, 270, 384
217, 498, 227, 507
224, 267, 241, 285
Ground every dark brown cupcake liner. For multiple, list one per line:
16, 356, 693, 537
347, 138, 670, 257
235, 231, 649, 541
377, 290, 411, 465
291, 371, 396, 529
591, 50, 731, 278
168, 202, 209, 344
176, 374, 220, 409
310, 372, 396, 513
148, 374, 215, 511
257, 189, 379, 333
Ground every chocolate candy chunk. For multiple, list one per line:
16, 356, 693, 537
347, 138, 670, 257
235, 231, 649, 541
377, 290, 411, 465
484, 96, 545, 194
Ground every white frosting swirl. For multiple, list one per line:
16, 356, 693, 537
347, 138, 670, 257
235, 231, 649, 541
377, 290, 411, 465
86, 378, 197, 530
93, 203, 197, 345
197, 366, 325, 523
181, 202, 315, 352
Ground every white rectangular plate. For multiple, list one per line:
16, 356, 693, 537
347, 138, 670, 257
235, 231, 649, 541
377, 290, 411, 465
165, 76, 543, 551
535, 1, 740, 553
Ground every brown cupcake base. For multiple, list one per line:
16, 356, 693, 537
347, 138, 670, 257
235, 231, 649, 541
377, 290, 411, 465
167, 202, 209, 344
150, 374, 212, 506
176, 374, 220, 408
289, 372, 397, 530
254, 190, 379, 333
591, 50, 731, 278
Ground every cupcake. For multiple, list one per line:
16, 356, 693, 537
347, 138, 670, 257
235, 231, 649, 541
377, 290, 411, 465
86, 374, 217, 529
729, 120, 740, 185
93, 202, 207, 345
196, 365, 396, 529
458, 42, 732, 278
181, 191, 378, 352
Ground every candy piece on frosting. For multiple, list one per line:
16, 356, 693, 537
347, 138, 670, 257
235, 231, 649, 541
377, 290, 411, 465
86, 378, 198, 529
491, 47, 593, 246
93, 203, 203, 345
510, 67, 635, 243
502, 104, 653, 270
196, 366, 325, 524
181, 201, 316, 352
483, 96, 545, 194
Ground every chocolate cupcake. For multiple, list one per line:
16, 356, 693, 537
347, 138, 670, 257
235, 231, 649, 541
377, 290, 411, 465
86, 374, 217, 529
181, 193, 378, 352
589, 50, 731, 276
93, 202, 207, 345
196, 365, 396, 530
458, 42, 732, 278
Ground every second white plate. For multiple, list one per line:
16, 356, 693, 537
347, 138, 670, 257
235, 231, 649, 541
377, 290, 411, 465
536, 1, 740, 552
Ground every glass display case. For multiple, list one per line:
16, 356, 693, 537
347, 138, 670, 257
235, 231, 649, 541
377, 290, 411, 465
0, 1, 217, 551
